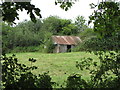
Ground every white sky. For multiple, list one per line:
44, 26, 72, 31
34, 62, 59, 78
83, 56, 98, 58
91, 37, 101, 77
15, 0, 119, 24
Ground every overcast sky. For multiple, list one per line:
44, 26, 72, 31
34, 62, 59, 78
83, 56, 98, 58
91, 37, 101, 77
15, 0, 118, 24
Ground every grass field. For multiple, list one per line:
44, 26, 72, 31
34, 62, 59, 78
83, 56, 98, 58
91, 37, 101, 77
8, 52, 99, 86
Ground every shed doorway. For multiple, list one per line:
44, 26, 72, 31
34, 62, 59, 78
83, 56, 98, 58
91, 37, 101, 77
67, 45, 71, 52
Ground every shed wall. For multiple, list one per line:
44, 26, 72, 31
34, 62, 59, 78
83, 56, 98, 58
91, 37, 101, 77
53, 44, 75, 53
59, 45, 67, 53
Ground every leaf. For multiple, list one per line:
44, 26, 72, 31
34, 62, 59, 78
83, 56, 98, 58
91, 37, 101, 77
55, 1, 57, 5
29, 58, 32, 61
12, 54, 16, 57
65, 7, 68, 11
88, 20, 92, 25
16, 16, 19, 20
27, 11, 29, 14
93, 62, 97, 66
30, 13, 36, 23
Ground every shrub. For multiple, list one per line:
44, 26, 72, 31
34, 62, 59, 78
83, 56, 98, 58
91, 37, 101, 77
11, 46, 41, 53
75, 51, 120, 88
66, 74, 89, 89
73, 34, 120, 52
1, 54, 55, 89
45, 38, 55, 53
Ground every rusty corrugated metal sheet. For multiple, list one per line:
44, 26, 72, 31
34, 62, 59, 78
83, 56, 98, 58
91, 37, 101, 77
52, 36, 82, 45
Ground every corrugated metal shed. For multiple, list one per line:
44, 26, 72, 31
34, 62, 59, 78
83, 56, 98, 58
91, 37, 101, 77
52, 36, 82, 45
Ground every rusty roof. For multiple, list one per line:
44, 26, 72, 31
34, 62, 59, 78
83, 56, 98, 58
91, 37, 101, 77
52, 36, 82, 45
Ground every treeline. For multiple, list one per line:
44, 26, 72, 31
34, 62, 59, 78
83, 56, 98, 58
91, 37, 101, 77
2, 16, 95, 53
2, 15, 119, 53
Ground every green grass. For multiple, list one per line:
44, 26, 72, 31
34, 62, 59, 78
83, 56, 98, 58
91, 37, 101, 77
8, 52, 99, 86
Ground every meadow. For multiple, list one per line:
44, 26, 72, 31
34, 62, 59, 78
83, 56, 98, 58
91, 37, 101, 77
8, 52, 99, 86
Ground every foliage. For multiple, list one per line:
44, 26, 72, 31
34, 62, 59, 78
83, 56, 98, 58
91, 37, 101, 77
78, 28, 96, 40
1, 0, 120, 89
1, 2, 42, 23
75, 16, 87, 33
2, 23, 15, 54
74, 1, 120, 52
1, 54, 54, 89
7, 52, 97, 87
2, 20, 44, 53
2, 16, 85, 53
70, 1, 120, 89
41, 16, 62, 35
1, 0, 78, 24
76, 51, 120, 88
66, 74, 89, 89
11, 46, 41, 53
73, 28, 97, 52
16, 19, 43, 33
89, 1, 120, 38
45, 37, 55, 53
62, 23, 78, 35
87, 1, 120, 51
55, 0, 74, 11
75, 33, 120, 51
41, 16, 78, 35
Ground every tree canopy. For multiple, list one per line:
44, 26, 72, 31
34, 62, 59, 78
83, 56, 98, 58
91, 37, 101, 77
1, 2, 42, 23
0, 0, 74, 24
2, 15, 92, 53
89, 1, 120, 38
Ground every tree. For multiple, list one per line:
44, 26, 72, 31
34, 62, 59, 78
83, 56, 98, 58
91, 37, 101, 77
41, 16, 78, 35
16, 19, 43, 33
1, 1, 42, 23
62, 23, 78, 35
73, 1, 120, 88
41, 16, 62, 35
89, 1, 120, 38
1, 0, 74, 24
2, 20, 45, 53
75, 16, 87, 32
2, 23, 14, 53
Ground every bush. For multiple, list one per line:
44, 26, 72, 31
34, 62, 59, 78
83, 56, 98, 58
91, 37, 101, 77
44, 38, 55, 53
75, 51, 120, 88
66, 74, 89, 89
73, 35, 120, 52
1, 54, 55, 89
11, 46, 41, 53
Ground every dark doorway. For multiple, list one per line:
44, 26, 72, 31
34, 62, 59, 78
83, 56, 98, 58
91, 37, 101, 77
67, 45, 71, 52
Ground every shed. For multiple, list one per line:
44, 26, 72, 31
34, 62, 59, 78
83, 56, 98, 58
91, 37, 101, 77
52, 36, 82, 53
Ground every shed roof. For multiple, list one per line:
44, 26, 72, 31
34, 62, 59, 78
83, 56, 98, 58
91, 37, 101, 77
52, 36, 82, 45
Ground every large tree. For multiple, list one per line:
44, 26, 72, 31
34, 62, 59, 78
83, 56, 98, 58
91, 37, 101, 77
75, 1, 120, 88
41, 16, 78, 35
89, 1, 120, 37
0, 0, 74, 24
75, 16, 86, 32
1, 2, 41, 23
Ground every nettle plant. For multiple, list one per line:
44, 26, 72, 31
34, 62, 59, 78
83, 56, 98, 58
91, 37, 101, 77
1, 54, 55, 89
